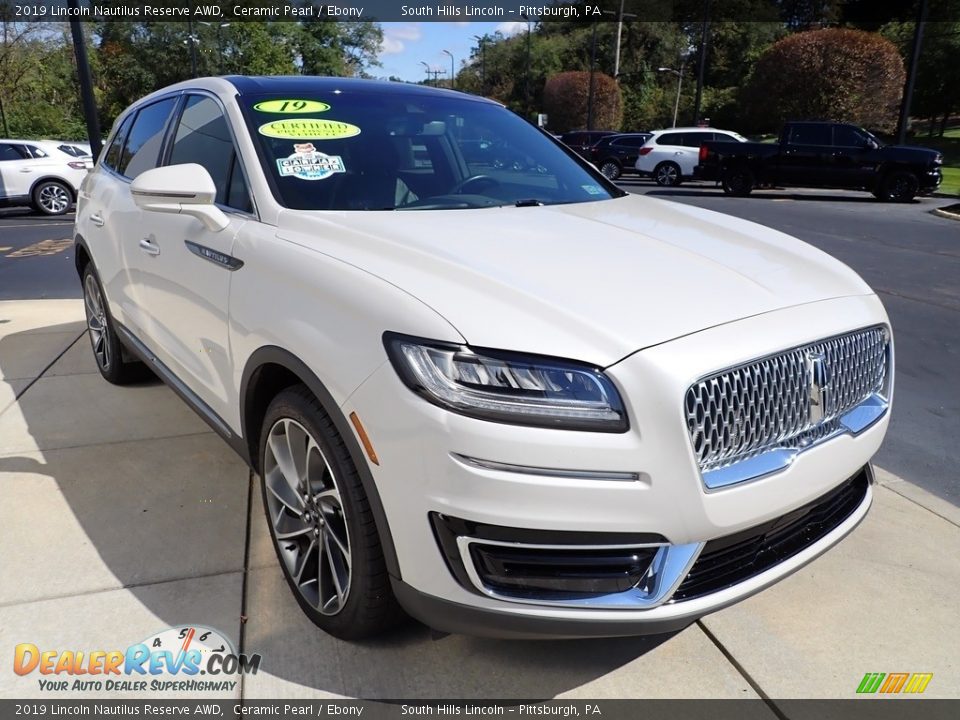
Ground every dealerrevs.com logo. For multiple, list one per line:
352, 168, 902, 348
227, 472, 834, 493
13, 626, 261, 693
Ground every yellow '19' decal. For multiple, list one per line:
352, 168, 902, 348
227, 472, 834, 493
258, 118, 361, 140
253, 99, 330, 114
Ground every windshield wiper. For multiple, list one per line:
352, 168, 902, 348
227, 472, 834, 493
514, 198, 545, 207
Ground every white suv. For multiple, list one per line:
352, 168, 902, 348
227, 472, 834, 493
0, 139, 89, 214
636, 127, 747, 186
74, 77, 892, 639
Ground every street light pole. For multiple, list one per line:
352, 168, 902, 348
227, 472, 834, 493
521, 14, 532, 118
613, 0, 625, 79
67, 0, 102, 161
896, 0, 929, 144
586, 22, 598, 130
442, 49, 455, 90
658, 64, 684, 128
472, 35, 486, 94
199, 21, 230, 74
693, 0, 710, 125
186, 19, 198, 77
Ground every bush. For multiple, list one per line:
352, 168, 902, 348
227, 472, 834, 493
742, 28, 905, 134
542, 71, 622, 132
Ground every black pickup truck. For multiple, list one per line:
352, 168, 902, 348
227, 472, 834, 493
695, 121, 943, 202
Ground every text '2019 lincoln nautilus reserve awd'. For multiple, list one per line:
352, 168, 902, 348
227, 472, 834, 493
73, 76, 893, 640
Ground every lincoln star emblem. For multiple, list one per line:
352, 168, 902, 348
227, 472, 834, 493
806, 351, 832, 424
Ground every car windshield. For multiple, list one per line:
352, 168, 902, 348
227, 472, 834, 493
242, 91, 618, 211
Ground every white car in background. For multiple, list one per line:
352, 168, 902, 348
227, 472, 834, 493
75, 77, 892, 640
636, 127, 747, 186
0, 139, 89, 215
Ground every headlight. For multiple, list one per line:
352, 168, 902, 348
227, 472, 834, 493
383, 333, 628, 432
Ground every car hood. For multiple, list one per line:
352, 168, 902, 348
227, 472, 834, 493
277, 194, 874, 366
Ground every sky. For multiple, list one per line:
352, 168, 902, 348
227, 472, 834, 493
376, 21, 528, 83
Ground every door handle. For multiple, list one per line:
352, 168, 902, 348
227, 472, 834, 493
139, 238, 160, 256
90, 213, 105, 227
19, 168, 32, 173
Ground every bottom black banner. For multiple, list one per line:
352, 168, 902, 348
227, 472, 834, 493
1, 699, 958, 720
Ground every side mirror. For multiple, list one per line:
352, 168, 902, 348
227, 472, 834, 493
130, 164, 230, 232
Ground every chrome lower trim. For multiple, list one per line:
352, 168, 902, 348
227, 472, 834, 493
702, 392, 888, 490
451, 453, 640, 482
456, 536, 703, 610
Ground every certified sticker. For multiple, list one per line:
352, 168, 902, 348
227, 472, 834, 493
258, 118, 360, 140
253, 99, 331, 114
277, 143, 346, 181
582, 184, 604, 195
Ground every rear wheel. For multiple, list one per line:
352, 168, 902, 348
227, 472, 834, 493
32, 180, 72, 216
721, 167, 754, 196
875, 170, 919, 203
259, 385, 404, 640
599, 160, 621, 181
82, 265, 145, 385
653, 162, 682, 186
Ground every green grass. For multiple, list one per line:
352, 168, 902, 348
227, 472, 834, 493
940, 167, 960, 197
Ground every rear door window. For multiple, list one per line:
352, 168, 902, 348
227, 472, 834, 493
656, 132, 685, 146
103, 115, 134, 172
789, 124, 832, 146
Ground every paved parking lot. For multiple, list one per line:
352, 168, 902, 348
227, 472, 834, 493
1, 186, 958, 703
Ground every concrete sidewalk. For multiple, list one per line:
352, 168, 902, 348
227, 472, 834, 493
1, 300, 957, 702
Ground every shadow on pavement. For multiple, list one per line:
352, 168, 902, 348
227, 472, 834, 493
0, 320, 678, 697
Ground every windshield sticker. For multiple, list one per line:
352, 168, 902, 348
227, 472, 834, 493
254, 99, 331, 114
582, 184, 604, 195
258, 118, 361, 140
276, 143, 346, 181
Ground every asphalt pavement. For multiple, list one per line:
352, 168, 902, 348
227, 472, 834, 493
0, 208, 79, 300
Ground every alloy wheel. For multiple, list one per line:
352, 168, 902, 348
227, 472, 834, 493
656, 164, 679, 186
83, 273, 111, 371
263, 418, 352, 616
601, 162, 620, 181
38, 184, 70, 214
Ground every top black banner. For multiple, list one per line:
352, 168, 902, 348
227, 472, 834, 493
3, 0, 960, 24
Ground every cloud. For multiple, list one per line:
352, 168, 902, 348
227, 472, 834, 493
380, 23, 422, 56
496, 21, 526, 36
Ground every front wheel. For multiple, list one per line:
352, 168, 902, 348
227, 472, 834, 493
259, 386, 404, 640
600, 161, 621, 181
721, 167, 754, 196
653, 162, 682, 186
875, 171, 919, 203
32, 180, 72, 216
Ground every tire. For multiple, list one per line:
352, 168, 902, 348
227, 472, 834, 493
32, 180, 73, 216
82, 264, 146, 385
721, 166, 754, 196
599, 160, 621, 181
653, 162, 682, 186
259, 385, 404, 640
876, 170, 919, 203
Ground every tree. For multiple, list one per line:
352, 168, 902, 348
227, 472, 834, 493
542, 71, 622, 132
742, 28, 905, 133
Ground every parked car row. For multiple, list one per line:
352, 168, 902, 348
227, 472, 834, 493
0, 138, 93, 215
557, 120, 943, 202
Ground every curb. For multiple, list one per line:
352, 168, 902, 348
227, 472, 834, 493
931, 203, 960, 221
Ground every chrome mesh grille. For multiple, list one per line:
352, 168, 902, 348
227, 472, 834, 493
685, 327, 889, 473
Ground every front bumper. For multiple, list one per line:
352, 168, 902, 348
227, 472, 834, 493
919, 166, 943, 194
342, 294, 890, 637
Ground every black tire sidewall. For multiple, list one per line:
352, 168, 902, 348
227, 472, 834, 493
722, 167, 753, 196
32, 180, 72, 216
258, 386, 399, 640
881, 171, 919, 203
